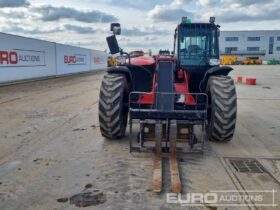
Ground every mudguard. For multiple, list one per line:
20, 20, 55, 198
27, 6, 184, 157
107, 65, 153, 93
200, 66, 233, 92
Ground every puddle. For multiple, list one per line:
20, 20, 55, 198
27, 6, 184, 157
73, 128, 87, 132
262, 86, 271, 89
69, 191, 106, 207
57, 197, 68, 203
84, 184, 93, 189
25, 109, 48, 118
0, 160, 22, 177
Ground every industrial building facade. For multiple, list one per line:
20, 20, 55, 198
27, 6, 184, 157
220, 30, 280, 61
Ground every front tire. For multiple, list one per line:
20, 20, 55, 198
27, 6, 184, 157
206, 76, 237, 142
99, 73, 128, 139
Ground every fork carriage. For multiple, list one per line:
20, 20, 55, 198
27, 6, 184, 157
129, 92, 208, 153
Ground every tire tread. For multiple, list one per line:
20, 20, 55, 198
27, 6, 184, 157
207, 76, 237, 142
98, 73, 127, 139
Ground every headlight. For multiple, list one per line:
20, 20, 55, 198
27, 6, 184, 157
209, 58, 220, 66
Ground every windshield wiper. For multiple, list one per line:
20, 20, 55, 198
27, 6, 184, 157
198, 50, 208, 66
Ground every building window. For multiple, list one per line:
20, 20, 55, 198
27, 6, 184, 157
269, 37, 274, 54
247, 37, 260, 41
225, 47, 238, 54
277, 37, 280, 41
225, 37, 238, 41
247, 47, 260, 51
277, 47, 280, 51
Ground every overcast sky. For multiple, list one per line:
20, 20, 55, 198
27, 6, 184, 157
0, 0, 280, 53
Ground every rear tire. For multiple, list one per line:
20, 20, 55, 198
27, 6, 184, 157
99, 73, 128, 139
206, 76, 237, 142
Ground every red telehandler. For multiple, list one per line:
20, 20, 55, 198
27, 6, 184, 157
99, 18, 237, 192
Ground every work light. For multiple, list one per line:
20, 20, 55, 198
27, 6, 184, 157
209, 17, 215, 23
182, 17, 187, 23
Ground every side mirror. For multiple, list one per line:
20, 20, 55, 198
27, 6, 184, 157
106, 35, 120, 54
110, 23, 121, 35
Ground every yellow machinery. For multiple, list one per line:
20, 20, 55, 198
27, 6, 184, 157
242, 58, 262, 65
254, 59, 262, 65
221, 55, 237, 65
242, 58, 250, 65
221, 56, 262, 65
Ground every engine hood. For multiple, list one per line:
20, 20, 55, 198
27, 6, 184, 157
130, 56, 155, 66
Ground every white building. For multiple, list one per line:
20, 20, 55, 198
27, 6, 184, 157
219, 30, 280, 61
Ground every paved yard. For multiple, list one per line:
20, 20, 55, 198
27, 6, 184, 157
0, 66, 279, 210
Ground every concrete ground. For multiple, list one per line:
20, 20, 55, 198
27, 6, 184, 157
0, 66, 279, 210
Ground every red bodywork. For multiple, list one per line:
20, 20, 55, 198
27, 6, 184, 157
130, 56, 155, 66
135, 55, 196, 106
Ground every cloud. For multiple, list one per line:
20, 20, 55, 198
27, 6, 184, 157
122, 41, 164, 48
0, 0, 279, 52
64, 40, 102, 48
222, 0, 274, 7
172, 0, 192, 6
122, 26, 171, 36
198, 0, 219, 6
98, 0, 167, 10
144, 36, 158, 41
120, 39, 171, 53
0, 10, 27, 19
0, 0, 30, 8
64, 24, 96, 34
203, 3, 280, 23
199, 0, 274, 7
219, 9, 280, 22
1, 25, 62, 34
32, 5, 117, 23
148, 4, 194, 22
118, 37, 131, 42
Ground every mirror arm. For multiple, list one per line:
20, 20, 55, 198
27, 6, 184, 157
119, 48, 131, 64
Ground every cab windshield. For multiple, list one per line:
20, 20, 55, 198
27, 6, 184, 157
178, 25, 218, 66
